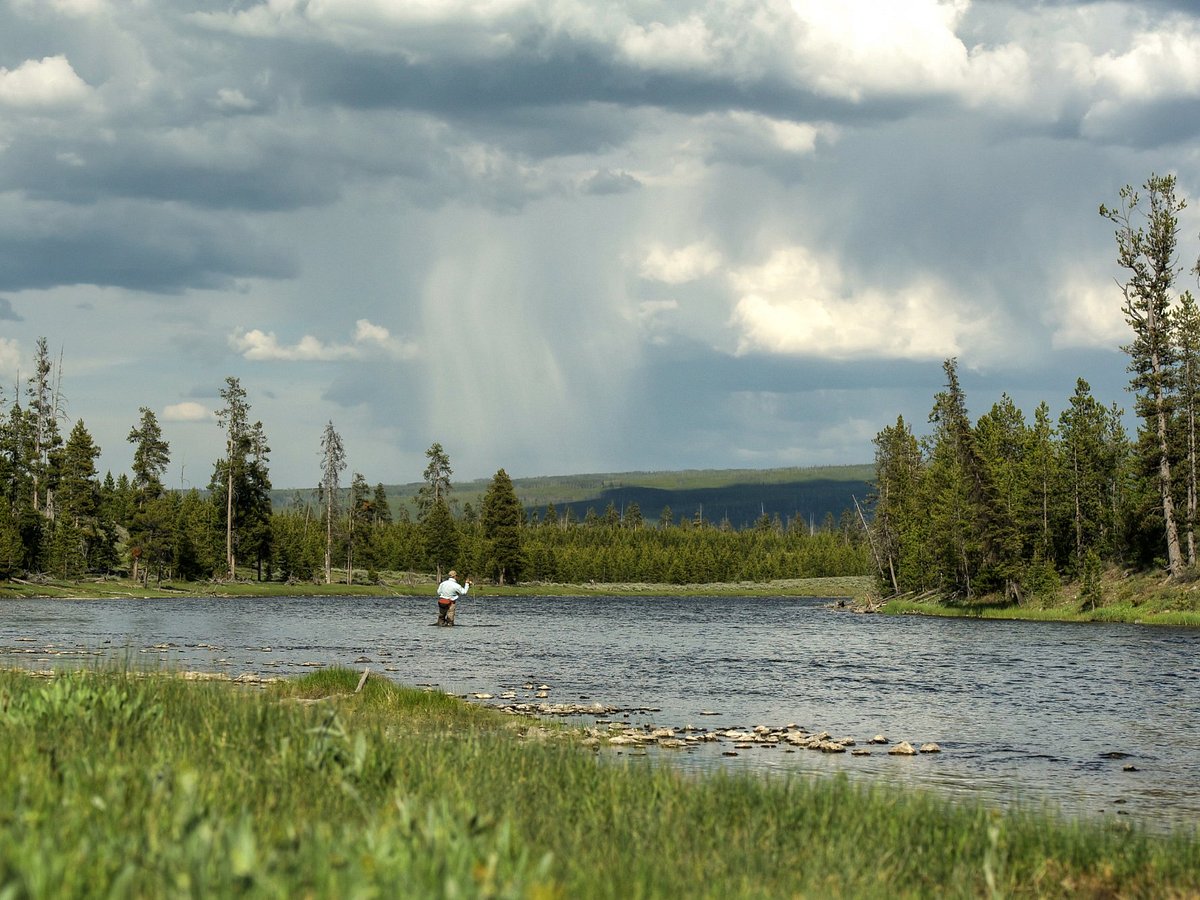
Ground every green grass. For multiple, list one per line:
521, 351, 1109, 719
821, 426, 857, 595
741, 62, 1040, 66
1, 666, 1197, 898
879, 569, 1200, 627
0, 575, 875, 602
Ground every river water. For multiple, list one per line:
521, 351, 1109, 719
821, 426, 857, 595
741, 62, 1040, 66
2, 593, 1197, 831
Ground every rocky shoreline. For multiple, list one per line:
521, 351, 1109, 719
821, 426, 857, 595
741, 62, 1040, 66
466, 684, 941, 757
1, 641, 943, 758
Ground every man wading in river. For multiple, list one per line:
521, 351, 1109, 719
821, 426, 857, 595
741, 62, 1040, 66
436, 570, 470, 626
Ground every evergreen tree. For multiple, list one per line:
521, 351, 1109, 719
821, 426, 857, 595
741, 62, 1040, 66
319, 421, 346, 585
1028, 402, 1060, 560
1058, 380, 1117, 571
869, 415, 925, 595
481, 468, 524, 585
423, 497, 459, 580
214, 377, 250, 579
1175, 290, 1200, 565
924, 358, 989, 597
416, 442, 453, 520
372, 483, 392, 525
57, 420, 100, 527
974, 394, 1032, 599
347, 472, 371, 584
26, 337, 63, 518
127, 408, 171, 582
1101, 174, 1185, 576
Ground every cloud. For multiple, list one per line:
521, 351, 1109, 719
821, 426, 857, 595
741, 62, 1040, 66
0, 56, 91, 109
729, 246, 988, 362
582, 168, 642, 195
162, 401, 213, 423
0, 337, 20, 380
230, 319, 420, 362
0, 298, 20, 321
213, 88, 258, 113
1048, 269, 1130, 350
0, 197, 296, 293
640, 242, 723, 284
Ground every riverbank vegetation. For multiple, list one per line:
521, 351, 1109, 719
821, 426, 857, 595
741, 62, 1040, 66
2, 666, 1197, 898
0, 574, 874, 601
866, 174, 1200, 624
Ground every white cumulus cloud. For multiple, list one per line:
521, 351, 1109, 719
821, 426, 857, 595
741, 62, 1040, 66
162, 401, 213, 422
230, 319, 419, 361
729, 246, 985, 361
0, 56, 91, 109
639, 242, 722, 284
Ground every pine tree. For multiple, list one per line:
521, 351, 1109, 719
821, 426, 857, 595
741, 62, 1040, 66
423, 497, 459, 580
924, 358, 989, 597
127, 407, 171, 582
319, 421, 346, 585
372, 483, 392, 526
481, 468, 524, 584
1058, 379, 1116, 571
870, 415, 925, 595
1101, 174, 1186, 576
416, 442, 453, 520
214, 377, 250, 580
1175, 291, 1200, 565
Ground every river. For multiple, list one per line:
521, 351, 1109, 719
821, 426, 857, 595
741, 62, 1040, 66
2, 593, 1197, 831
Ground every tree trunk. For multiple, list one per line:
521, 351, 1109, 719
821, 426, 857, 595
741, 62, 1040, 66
1153, 381, 1183, 576
225, 462, 235, 580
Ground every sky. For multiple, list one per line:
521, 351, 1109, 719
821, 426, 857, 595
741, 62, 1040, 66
3, 0, 1200, 490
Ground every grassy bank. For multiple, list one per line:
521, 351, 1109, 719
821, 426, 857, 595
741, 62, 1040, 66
0, 574, 874, 602
879, 569, 1200, 627
1, 666, 1197, 898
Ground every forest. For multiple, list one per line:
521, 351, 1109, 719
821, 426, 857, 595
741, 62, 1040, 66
0, 342, 871, 587
867, 174, 1200, 604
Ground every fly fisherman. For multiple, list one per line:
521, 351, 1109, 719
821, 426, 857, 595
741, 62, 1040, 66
436, 570, 470, 626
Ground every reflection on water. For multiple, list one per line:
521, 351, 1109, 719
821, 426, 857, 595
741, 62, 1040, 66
2, 593, 1198, 830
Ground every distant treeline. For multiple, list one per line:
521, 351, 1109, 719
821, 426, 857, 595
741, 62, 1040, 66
272, 502, 872, 586
285, 465, 876, 534
0, 338, 871, 585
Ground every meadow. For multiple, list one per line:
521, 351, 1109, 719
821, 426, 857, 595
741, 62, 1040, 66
1, 665, 1196, 898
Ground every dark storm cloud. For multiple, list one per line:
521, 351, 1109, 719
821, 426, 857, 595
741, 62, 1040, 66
0, 134, 343, 212
0, 202, 295, 293
248, 32, 912, 138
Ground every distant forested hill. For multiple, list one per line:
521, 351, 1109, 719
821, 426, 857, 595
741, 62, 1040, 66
274, 464, 874, 530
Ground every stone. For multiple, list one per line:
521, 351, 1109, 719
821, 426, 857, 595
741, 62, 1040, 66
869, 734, 889, 744
919, 742, 941, 754
889, 741, 918, 756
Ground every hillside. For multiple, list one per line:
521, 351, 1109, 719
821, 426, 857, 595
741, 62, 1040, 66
274, 464, 875, 530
